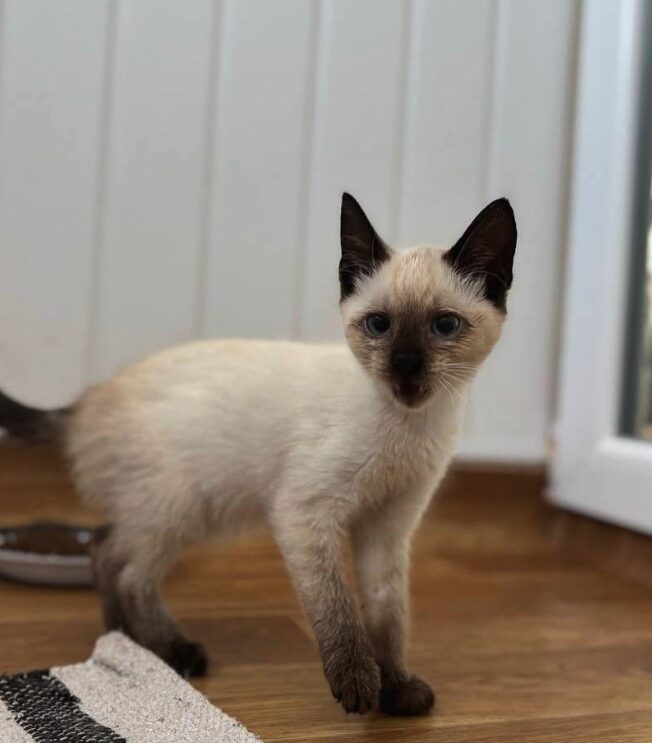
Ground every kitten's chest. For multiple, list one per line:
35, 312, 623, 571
350, 410, 460, 505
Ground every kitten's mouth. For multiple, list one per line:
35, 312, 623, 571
392, 382, 430, 408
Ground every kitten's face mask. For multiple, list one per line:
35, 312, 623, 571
339, 194, 517, 409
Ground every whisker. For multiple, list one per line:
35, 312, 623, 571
438, 372, 464, 403
444, 371, 470, 390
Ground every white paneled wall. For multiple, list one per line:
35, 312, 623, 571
0, 0, 580, 462
93, 0, 215, 379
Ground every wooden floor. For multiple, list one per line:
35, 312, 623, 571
2, 444, 652, 742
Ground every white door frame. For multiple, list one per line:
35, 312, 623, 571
551, 0, 652, 533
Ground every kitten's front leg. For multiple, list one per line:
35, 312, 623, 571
352, 497, 435, 716
273, 514, 380, 714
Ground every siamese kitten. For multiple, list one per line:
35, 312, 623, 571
0, 194, 516, 716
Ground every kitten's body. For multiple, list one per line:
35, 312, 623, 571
70, 339, 463, 540
0, 194, 516, 716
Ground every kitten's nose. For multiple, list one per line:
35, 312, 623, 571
391, 348, 424, 377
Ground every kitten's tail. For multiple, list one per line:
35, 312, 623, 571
0, 390, 71, 442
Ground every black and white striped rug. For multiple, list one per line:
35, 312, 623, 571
0, 632, 262, 743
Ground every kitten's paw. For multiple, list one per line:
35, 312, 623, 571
380, 675, 435, 716
165, 639, 208, 678
326, 650, 381, 715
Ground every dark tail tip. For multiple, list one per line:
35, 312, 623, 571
0, 390, 67, 442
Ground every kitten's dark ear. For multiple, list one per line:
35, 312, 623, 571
444, 198, 517, 311
339, 192, 391, 300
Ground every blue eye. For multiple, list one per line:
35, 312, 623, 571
431, 313, 461, 337
365, 313, 391, 337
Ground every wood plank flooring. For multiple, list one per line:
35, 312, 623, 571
2, 443, 652, 742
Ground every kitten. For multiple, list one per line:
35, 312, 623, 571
0, 193, 516, 716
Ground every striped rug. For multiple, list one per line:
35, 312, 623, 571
0, 632, 262, 743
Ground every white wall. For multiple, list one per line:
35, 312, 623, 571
0, 0, 579, 462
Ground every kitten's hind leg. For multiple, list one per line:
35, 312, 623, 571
94, 523, 207, 678
91, 524, 129, 632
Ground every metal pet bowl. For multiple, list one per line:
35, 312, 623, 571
0, 522, 95, 587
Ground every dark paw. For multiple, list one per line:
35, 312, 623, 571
165, 639, 208, 678
380, 675, 435, 716
326, 649, 381, 714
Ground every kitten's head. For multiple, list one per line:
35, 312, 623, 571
339, 193, 517, 409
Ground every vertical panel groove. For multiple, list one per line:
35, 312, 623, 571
297, 0, 334, 339
394, 0, 424, 241
199, 0, 235, 337
389, 0, 414, 244
291, 0, 322, 338
86, 0, 118, 381
194, 0, 224, 338
302, 0, 334, 339
484, 0, 507, 201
